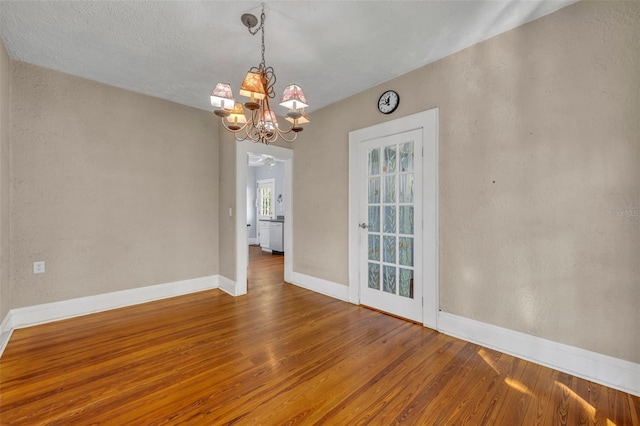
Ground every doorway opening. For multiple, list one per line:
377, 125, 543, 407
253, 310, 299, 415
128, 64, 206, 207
235, 141, 293, 296
247, 155, 286, 290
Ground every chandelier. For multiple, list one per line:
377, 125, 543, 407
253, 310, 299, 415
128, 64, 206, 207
210, 3, 309, 145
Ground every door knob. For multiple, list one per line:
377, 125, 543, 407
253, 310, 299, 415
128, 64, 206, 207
359, 223, 368, 229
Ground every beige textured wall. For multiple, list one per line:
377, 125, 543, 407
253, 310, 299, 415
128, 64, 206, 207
292, 106, 350, 284
0, 39, 10, 320
293, 1, 639, 362
218, 130, 236, 281
10, 61, 220, 308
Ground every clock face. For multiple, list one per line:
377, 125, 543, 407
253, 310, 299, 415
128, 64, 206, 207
378, 90, 399, 114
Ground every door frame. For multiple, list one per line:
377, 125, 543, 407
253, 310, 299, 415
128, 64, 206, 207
348, 108, 439, 329
235, 141, 293, 296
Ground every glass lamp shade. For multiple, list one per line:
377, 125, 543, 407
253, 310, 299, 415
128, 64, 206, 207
239, 72, 266, 100
279, 84, 308, 110
210, 83, 235, 110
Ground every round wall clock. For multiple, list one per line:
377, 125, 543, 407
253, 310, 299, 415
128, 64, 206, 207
378, 90, 400, 114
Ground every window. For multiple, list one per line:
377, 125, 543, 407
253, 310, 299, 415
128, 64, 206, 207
257, 179, 275, 220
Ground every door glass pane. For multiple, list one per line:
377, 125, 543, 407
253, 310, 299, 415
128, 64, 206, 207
399, 142, 414, 172
363, 136, 419, 309
383, 146, 396, 174
383, 206, 396, 233
383, 236, 396, 263
368, 263, 380, 289
399, 237, 413, 266
368, 148, 380, 176
384, 175, 396, 203
398, 174, 414, 203
399, 206, 414, 235
368, 235, 380, 261
383, 265, 396, 294
259, 187, 272, 217
399, 268, 413, 298
368, 206, 380, 232
368, 177, 380, 203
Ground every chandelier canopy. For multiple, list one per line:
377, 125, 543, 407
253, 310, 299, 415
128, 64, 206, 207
211, 3, 309, 145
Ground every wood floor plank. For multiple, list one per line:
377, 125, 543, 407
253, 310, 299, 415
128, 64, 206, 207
572, 377, 595, 425
309, 331, 446, 425
475, 353, 522, 423
1, 247, 638, 425
609, 384, 634, 426
589, 380, 615, 426
630, 391, 640, 425
367, 338, 469, 425
393, 341, 481, 424
487, 359, 541, 426
549, 371, 572, 425
427, 347, 504, 425
522, 359, 559, 425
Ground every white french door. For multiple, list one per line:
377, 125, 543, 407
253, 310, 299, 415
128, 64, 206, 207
359, 129, 423, 322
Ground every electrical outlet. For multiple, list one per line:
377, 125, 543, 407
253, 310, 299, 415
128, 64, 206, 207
33, 261, 45, 274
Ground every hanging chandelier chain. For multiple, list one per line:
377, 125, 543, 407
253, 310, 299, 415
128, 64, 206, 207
260, 3, 266, 68
246, 3, 275, 98
246, 3, 267, 70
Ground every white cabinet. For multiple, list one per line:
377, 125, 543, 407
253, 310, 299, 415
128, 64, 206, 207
259, 220, 284, 253
259, 221, 270, 250
270, 222, 283, 253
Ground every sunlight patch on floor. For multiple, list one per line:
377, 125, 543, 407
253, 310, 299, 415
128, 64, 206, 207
555, 380, 596, 422
504, 377, 533, 396
477, 348, 500, 375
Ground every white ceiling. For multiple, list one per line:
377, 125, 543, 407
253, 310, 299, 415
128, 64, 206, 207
247, 152, 282, 167
0, 1, 576, 114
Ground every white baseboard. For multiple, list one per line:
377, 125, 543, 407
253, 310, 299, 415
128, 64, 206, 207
218, 276, 238, 296
289, 272, 349, 302
0, 275, 219, 358
0, 311, 15, 358
248, 238, 258, 245
438, 311, 640, 397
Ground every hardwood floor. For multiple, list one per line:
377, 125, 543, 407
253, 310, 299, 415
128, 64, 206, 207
1, 246, 638, 425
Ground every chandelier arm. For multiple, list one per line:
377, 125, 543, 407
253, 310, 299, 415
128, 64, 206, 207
273, 127, 298, 143
276, 123, 300, 136
234, 133, 250, 143
247, 123, 261, 142
264, 132, 278, 145
220, 120, 249, 134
